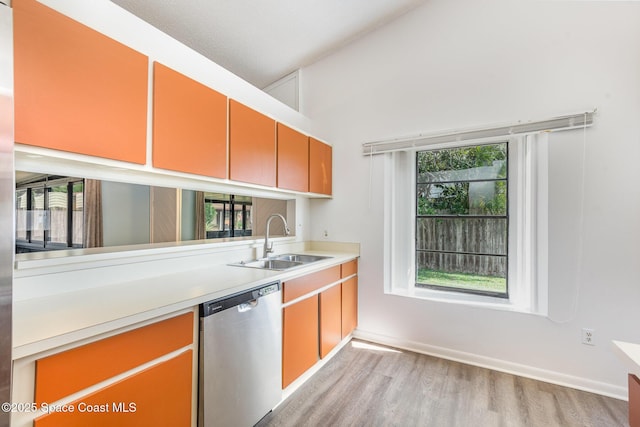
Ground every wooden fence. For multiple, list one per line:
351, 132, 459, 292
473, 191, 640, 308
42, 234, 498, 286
416, 217, 507, 276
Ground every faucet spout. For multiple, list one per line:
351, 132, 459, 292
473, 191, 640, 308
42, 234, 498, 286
264, 214, 290, 258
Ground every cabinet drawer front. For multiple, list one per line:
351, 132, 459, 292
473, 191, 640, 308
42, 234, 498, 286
341, 259, 358, 278
283, 266, 341, 303
35, 312, 193, 405
34, 350, 193, 427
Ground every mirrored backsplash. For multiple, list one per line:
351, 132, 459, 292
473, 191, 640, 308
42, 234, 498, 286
15, 171, 294, 255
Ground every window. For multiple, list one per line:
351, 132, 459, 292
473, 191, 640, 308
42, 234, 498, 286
204, 194, 253, 238
16, 176, 84, 253
415, 143, 508, 297
384, 135, 548, 313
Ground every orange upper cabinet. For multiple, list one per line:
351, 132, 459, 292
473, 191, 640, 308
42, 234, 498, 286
309, 137, 333, 195
152, 63, 227, 178
229, 100, 276, 187
277, 123, 309, 192
13, 0, 148, 164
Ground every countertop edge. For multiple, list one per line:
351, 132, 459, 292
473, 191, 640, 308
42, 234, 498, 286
612, 340, 640, 378
13, 250, 359, 360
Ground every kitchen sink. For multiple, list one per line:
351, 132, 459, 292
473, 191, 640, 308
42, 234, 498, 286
273, 253, 331, 263
229, 254, 332, 271
232, 259, 303, 270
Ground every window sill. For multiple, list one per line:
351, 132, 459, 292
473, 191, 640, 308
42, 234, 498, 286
386, 286, 544, 316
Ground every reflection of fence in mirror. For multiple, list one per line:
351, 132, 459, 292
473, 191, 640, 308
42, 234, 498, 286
15, 174, 86, 253
150, 186, 180, 244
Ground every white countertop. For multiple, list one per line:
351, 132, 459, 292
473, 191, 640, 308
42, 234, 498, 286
13, 249, 358, 359
612, 340, 640, 378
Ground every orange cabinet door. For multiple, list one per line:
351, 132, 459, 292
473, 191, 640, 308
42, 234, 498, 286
34, 350, 193, 427
341, 277, 358, 338
14, 0, 148, 164
631, 374, 640, 427
152, 62, 227, 178
229, 100, 276, 186
282, 296, 319, 388
277, 123, 309, 192
319, 285, 342, 359
341, 259, 358, 278
309, 137, 332, 195
282, 266, 341, 303
35, 312, 193, 405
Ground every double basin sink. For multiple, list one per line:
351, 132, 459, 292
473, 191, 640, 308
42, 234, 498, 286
230, 253, 331, 271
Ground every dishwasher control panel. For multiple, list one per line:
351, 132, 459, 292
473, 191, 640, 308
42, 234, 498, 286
200, 281, 281, 317
256, 283, 279, 298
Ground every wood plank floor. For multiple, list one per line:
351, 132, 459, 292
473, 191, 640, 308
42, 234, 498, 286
258, 339, 629, 427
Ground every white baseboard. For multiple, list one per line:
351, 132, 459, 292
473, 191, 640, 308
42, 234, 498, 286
353, 329, 628, 401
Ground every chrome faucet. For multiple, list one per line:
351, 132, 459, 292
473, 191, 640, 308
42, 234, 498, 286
263, 214, 290, 258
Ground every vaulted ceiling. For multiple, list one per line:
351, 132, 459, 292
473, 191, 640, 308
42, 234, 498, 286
110, 0, 426, 89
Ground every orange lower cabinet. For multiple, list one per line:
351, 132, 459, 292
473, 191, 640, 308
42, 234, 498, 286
35, 312, 193, 405
341, 277, 358, 338
341, 259, 358, 278
34, 350, 193, 427
631, 374, 640, 427
282, 296, 319, 388
282, 261, 358, 388
282, 266, 340, 303
319, 285, 342, 359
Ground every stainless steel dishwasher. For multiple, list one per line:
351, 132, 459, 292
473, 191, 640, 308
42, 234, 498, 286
199, 281, 282, 427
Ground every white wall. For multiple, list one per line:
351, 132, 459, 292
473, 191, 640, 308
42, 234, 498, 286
301, 0, 640, 396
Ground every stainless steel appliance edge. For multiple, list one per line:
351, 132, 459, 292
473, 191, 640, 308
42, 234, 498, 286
0, 4, 14, 427
199, 282, 283, 427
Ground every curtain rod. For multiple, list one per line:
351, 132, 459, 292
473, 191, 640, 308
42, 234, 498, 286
362, 110, 596, 156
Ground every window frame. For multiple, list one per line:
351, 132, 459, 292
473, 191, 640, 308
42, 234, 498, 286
16, 176, 84, 252
383, 134, 548, 315
204, 194, 253, 239
414, 142, 510, 299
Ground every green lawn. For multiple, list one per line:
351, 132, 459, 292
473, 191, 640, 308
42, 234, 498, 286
416, 268, 506, 294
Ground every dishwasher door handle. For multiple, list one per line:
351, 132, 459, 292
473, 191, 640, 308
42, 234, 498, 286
237, 299, 259, 312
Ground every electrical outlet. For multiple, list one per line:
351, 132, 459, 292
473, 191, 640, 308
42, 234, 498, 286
582, 328, 595, 346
